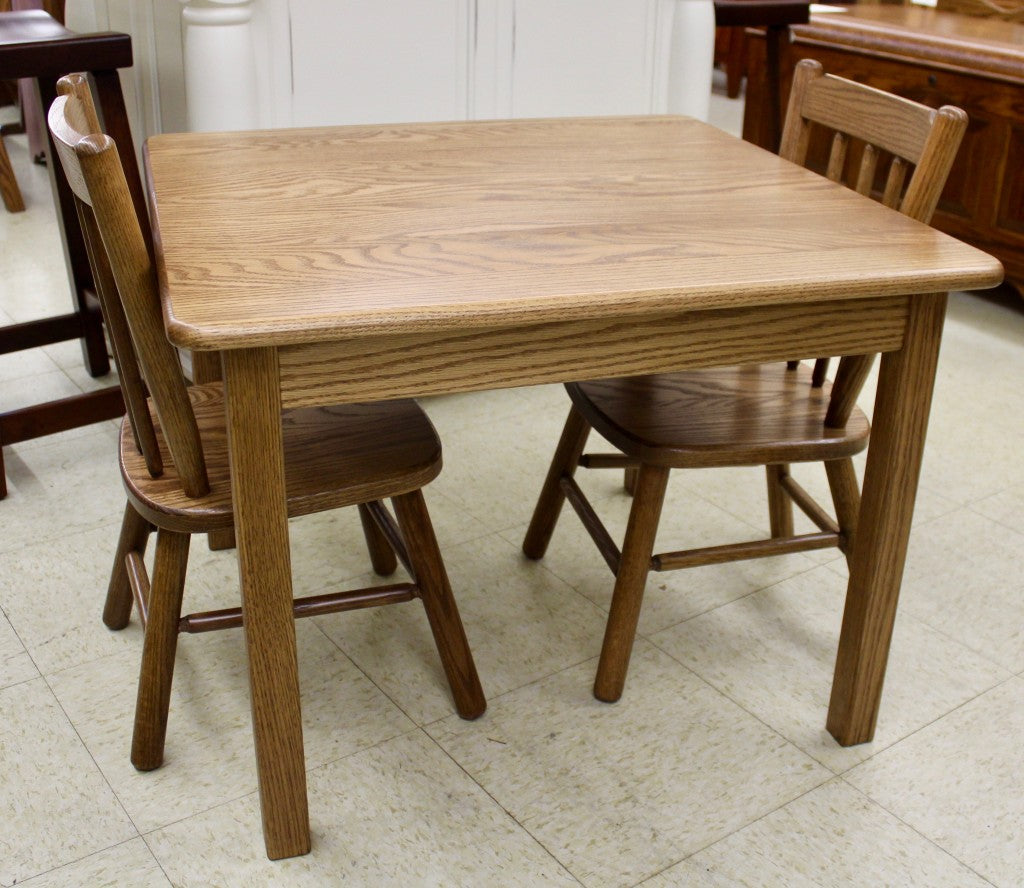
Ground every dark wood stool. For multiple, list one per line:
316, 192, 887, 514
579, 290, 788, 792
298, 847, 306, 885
0, 9, 140, 497
714, 0, 810, 151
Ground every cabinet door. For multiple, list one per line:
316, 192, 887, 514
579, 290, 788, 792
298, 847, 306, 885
508, 0, 661, 117
289, 0, 470, 126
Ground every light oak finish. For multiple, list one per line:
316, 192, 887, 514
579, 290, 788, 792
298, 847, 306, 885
49, 76, 485, 860
524, 61, 975, 705
144, 109, 1001, 859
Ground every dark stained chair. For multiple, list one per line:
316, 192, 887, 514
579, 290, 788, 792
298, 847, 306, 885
0, 8, 137, 497
523, 59, 969, 704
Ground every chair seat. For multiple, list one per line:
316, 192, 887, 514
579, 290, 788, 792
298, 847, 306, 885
121, 383, 442, 532
567, 362, 870, 469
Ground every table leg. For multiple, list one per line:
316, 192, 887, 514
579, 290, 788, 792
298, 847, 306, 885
222, 347, 310, 859
827, 293, 947, 746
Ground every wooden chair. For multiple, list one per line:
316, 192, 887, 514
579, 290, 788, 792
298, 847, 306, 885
523, 58, 968, 704
48, 74, 485, 772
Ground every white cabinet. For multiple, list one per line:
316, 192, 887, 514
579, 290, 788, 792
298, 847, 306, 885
289, 0, 471, 127
81, 0, 709, 137
503, 0, 666, 118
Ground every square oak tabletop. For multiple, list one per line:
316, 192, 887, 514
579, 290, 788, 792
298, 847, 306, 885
145, 116, 1003, 351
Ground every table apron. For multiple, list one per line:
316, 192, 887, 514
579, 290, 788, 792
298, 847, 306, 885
277, 295, 911, 408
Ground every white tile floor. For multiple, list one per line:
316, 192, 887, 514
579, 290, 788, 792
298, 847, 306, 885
2, 84, 1023, 888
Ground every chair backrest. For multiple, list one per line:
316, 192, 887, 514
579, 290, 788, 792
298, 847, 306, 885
778, 58, 968, 426
48, 73, 210, 497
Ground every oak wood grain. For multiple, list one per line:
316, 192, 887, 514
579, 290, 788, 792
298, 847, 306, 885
222, 346, 309, 860
277, 297, 911, 408
566, 363, 871, 469
827, 293, 949, 744
145, 117, 1001, 352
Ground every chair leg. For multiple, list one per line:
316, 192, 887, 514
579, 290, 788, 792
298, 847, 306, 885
358, 502, 398, 576
593, 463, 670, 703
392, 490, 485, 720
624, 467, 638, 496
132, 529, 190, 772
523, 405, 591, 559
825, 457, 861, 564
104, 502, 152, 630
766, 464, 794, 538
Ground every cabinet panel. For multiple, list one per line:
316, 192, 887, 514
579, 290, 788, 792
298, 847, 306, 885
509, 0, 657, 117
289, 0, 469, 126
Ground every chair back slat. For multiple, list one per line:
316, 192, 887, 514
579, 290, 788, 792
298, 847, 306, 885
882, 157, 909, 209
853, 143, 879, 196
76, 199, 162, 474
778, 59, 968, 428
825, 354, 877, 429
49, 75, 210, 497
825, 132, 848, 182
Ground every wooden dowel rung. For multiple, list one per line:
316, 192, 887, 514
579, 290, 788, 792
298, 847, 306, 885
560, 475, 622, 575
579, 453, 640, 470
653, 532, 838, 570
178, 583, 419, 633
125, 552, 150, 629
779, 475, 840, 534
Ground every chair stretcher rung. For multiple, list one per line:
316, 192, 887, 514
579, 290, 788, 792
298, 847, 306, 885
125, 552, 150, 629
653, 532, 838, 570
578, 453, 640, 470
560, 475, 622, 575
779, 474, 841, 535
178, 583, 419, 633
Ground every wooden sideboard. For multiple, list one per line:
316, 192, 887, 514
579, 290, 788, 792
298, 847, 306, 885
744, 3, 1024, 295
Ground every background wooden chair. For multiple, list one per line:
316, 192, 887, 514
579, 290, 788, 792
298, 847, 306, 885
48, 74, 484, 773
523, 58, 968, 704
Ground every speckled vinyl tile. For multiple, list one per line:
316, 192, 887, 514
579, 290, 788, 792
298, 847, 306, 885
315, 531, 608, 726
846, 678, 1024, 888
0, 679, 136, 887
895, 508, 1024, 673
651, 564, 1010, 773
428, 645, 828, 888
146, 731, 579, 887
47, 620, 414, 833
13, 839, 171, 888
669, 779, 991, 888
0, 609, 38, 689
